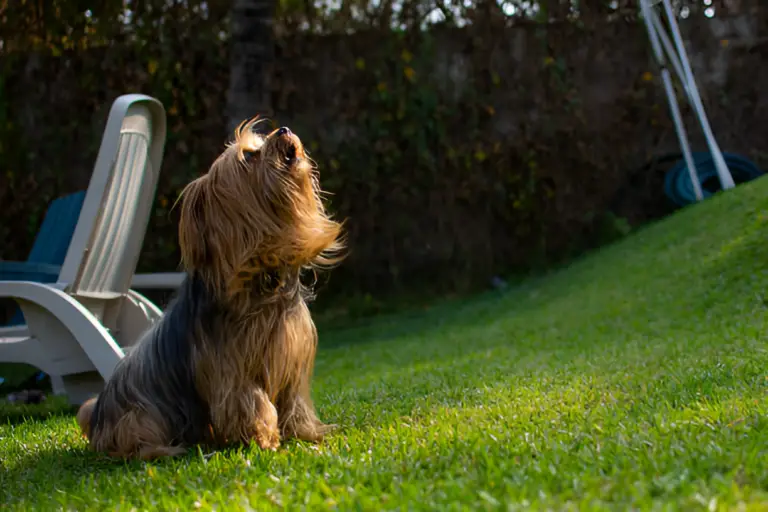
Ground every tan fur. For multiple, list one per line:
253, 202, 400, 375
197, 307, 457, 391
178, 119, 344, 301
77, 119, 345, 459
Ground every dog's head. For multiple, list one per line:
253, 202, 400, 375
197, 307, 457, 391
178, 118, 345, 297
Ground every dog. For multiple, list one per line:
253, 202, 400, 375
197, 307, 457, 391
76, 119, 345, 460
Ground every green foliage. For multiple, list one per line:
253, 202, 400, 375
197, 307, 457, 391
3, 170, 768, 510
294, 29, 557, 295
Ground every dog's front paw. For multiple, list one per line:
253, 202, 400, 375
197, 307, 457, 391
253, 420, 281, 451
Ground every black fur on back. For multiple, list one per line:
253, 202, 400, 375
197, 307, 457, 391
90, 273, 216, 447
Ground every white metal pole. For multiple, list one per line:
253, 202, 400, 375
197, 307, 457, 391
640, 0, 704, 201
650, 8, 686, 88
659, 0, 735, 190
660, 69, 704, 201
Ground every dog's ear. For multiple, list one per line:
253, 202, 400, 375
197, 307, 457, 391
178, 177, 210, 272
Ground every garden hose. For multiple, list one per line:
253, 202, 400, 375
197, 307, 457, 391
664, 151, 764, 207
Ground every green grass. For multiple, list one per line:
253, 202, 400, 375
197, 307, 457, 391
3, 177, 768, 511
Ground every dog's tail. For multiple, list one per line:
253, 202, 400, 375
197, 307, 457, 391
76, 397, 98, 440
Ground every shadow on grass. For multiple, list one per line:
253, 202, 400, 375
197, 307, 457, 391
1, 421, 288, 508
0, 397, 78, 426
1, 444, 166, 507
4, 443, 137, 474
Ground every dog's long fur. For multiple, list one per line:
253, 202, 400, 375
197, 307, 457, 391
77, 119, 345, 459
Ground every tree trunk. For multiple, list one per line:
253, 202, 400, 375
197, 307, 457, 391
226, 0, 274, 136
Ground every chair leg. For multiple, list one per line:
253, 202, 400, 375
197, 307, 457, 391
58, 371, 105, 406
49, 374, 66, 396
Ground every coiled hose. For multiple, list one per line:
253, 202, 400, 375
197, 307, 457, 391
664, 151, 764, 207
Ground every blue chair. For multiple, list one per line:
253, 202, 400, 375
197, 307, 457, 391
0, 191, 86, 326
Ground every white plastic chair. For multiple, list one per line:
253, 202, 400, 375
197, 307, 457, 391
0, 94, 168, 405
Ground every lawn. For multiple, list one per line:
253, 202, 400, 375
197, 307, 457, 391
2, 176, 768, 511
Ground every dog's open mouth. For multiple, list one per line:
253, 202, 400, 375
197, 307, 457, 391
270, 127, 300, 167
284, 144, 297, 165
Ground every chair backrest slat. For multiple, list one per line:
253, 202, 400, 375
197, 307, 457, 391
57, 95, 166, 299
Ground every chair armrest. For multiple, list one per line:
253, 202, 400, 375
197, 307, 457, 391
131, 272, 186, 290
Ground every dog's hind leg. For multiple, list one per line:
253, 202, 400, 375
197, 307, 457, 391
95, 408, 186, 460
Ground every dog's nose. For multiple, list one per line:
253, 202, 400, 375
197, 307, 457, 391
276, 127, 291, 137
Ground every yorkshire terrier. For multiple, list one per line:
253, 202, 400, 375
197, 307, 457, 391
76, 119, 345, 460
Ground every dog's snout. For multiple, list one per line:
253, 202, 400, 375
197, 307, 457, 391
276, 127, 291, 137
